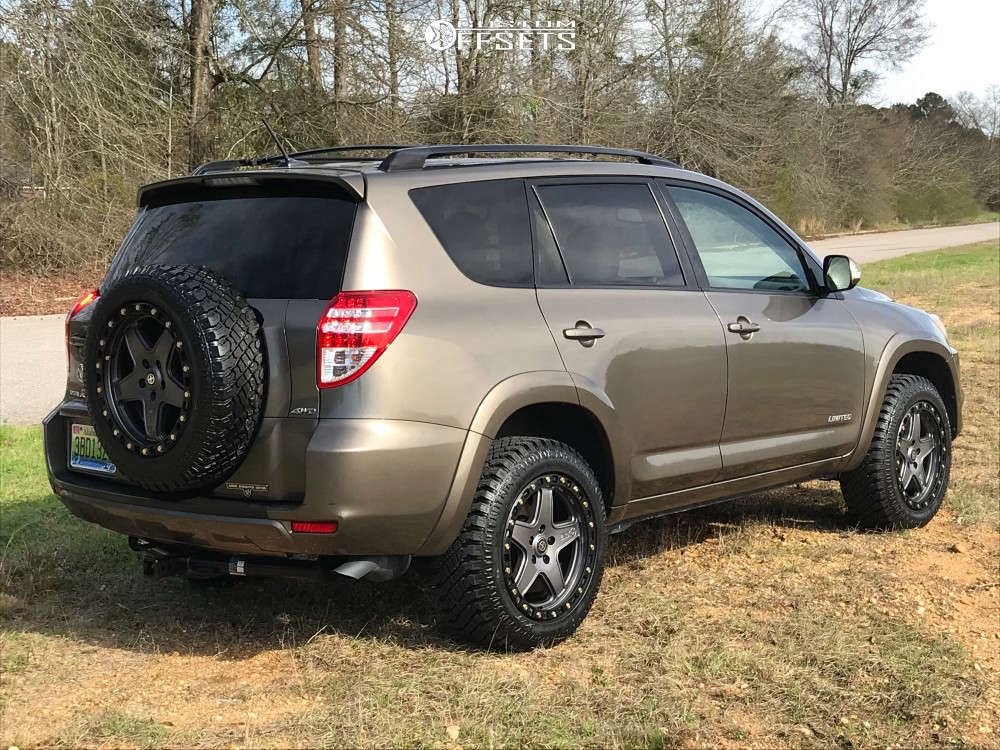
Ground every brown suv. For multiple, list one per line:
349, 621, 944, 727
46, 144, 962, 649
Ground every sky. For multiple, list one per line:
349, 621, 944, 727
872, 0, 1000, 105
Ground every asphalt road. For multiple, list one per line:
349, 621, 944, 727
1, 222, 997, 427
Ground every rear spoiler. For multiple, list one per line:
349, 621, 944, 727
136, 170, 366, 206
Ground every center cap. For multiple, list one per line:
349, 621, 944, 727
145, 372, 157, 386
535, 538, 548, 554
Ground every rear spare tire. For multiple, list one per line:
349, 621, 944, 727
84, 265, 264, 493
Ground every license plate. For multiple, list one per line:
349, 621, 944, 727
69, 423, 117, 474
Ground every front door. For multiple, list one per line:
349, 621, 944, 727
530, 179, 728, 500
663, 183, 865, 479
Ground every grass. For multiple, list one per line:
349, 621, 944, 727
1, 239, 998, 748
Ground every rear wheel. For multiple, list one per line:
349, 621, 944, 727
433, 437, 606, 650
840, 374, 951, 529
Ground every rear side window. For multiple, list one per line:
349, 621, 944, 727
107, 186, 357, 299
410, 180, 532, 286
534, 183, 684, 287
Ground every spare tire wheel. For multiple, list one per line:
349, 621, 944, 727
84, 265, 265, 493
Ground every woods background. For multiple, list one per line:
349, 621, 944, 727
1, 0, 997, 275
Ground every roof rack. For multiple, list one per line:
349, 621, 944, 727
378, 144, 679, 172
192, 145, 416, 175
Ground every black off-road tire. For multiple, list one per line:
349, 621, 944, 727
433, 437, 607, 650
840, 374, 951, 530
85, 265, 264, 493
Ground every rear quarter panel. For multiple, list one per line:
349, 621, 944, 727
319, 185, 566, 429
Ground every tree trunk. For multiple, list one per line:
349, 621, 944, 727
302, 0, 323, 90
332, 0, 347, 102
188, 0, 218, 169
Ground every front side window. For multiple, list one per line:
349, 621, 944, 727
534, 183, 685, 287
667, 186, 810, 293
410, 179, 532, 286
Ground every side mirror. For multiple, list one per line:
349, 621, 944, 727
823, 254, 861, 292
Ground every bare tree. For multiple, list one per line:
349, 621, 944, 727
797, 0, 928, 106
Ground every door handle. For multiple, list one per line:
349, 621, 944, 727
563, 322, 605, 347
727, 317, 760, 339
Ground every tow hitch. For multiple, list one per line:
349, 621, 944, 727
130, 537, 410, 582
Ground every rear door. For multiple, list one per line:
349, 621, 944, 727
75, 176, 359, 499
661, 182, 865, 479
531, 178, 727, 500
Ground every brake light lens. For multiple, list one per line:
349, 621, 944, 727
291, 521, 338, 533
65, 289, 99, 364
317, 290, 417, 388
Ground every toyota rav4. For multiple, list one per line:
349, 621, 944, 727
46, 144, 962, 649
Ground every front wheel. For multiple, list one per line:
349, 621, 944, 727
840, 374, 952, 529
433, 437, 607, 650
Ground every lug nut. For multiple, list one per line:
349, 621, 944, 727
179, 415, 186, 422
113, 428, 119, 436
150, 308, 157, 315
183, 391, 190, 399
126, 442, 133, 449
175, 341, 182, 349
96, 386, 102, 393
120, 308, 126, 315
102, 409, 108, 417
141, 448, 148, 455
164, 321, 171, 328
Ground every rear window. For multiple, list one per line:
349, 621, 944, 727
409, 179, 532, 286
106, 185, 357, 299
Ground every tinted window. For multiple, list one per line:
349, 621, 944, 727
530, 190, 569, 285
667, 186, 809, 293
107, 188, 357, 299
535, 183, 684, 287
410, 180, 532, 286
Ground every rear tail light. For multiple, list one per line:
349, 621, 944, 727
317, 290, 417, 388
66, 289, 99, 365
291, 521, 338, 533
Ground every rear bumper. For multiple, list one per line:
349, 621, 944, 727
45, 406, 484, 556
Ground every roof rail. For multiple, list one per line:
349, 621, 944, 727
191, 145, 419, 175
378, 144, 679, 172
